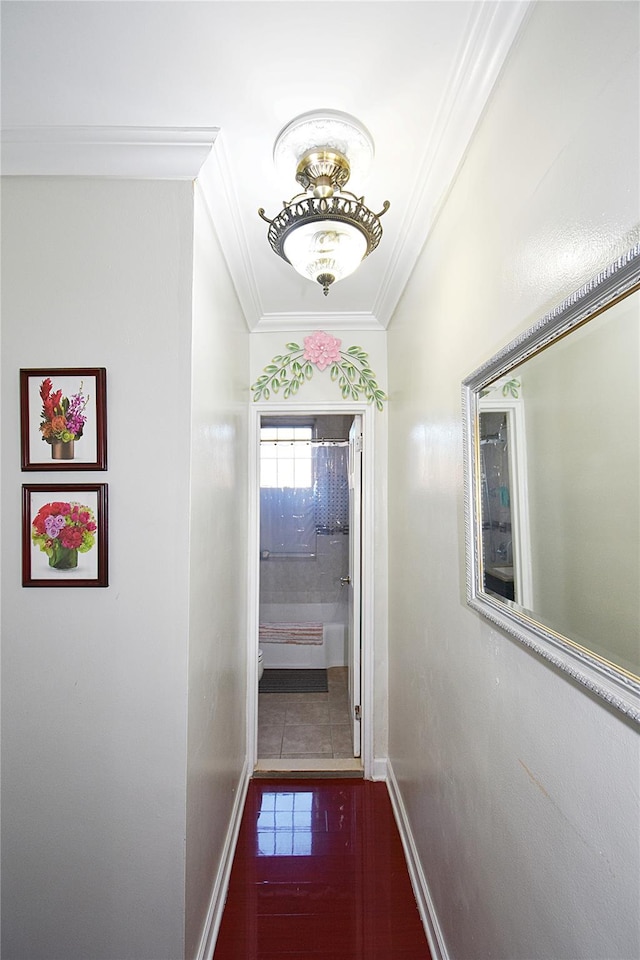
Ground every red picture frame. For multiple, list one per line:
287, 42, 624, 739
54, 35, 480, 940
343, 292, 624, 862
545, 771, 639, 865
20, 367, 107, 471
22, 483, 109, 587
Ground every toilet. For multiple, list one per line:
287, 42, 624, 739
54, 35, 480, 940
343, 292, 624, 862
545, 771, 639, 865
258, 648, 264, 682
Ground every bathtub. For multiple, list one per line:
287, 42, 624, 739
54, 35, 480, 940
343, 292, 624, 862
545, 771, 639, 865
260, 603, 347, 670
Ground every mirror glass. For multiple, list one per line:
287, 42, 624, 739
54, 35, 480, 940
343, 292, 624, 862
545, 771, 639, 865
463, 247, 640, 721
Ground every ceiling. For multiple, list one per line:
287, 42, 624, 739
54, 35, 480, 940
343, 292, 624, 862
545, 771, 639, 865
1, 1, 530, 331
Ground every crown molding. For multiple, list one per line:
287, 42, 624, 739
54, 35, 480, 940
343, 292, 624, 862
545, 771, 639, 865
196, 132, 265, 330
253, 311, 386, 334
0, 126, 219, 178
373, 0, 533, 327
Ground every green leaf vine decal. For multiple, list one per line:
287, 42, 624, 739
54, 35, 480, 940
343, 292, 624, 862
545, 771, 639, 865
502, 378, 521, 398
251, 332, 387, 410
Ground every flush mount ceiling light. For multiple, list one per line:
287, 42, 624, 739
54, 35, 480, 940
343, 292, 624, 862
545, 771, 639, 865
258, 110, 390, 296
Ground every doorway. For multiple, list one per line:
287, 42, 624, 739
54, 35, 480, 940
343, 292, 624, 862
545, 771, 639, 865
249, 404, 372, 776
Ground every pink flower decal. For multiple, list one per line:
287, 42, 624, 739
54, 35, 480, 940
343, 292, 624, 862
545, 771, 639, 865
303, 331, 342, 372
251, 337, 387, 408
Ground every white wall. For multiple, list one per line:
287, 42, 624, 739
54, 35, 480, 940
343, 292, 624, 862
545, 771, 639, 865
1, 179, 193, 959
387, 4, 640, 959
0, 176, 250, 960
184, 184, 249, 958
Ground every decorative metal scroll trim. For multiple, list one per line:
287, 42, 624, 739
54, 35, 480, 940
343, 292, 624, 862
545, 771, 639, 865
251, 331, 387, 410
259, 194, 390, 260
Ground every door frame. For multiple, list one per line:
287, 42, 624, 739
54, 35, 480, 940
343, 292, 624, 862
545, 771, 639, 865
478, 396, 533, 609
247, 400, 376, 779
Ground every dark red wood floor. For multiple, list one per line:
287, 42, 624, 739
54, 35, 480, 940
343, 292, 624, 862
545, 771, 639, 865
213, 777, 433, 959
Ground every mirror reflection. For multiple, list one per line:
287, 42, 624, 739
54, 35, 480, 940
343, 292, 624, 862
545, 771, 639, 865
464, 248, 640, 719
480, 410, 515, 600
479, 286, 640, 677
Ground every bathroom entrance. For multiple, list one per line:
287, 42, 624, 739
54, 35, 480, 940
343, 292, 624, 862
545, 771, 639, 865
253, 410, 365, 770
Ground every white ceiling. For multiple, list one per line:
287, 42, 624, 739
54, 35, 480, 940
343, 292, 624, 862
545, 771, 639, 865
1, 1, 530, 331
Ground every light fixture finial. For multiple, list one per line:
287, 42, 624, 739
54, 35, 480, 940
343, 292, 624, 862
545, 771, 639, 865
317, 273, 335, 296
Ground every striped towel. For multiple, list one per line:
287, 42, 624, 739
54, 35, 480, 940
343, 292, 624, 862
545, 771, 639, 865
259, 622, 323, 645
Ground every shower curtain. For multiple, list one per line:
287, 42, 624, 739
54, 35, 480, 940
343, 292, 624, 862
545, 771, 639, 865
260, 444, 349, 556
313, 444, 349, 534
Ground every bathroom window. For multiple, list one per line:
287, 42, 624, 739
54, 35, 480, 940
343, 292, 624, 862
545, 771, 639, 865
260, 423, 316, 557
260, 425, 313, 488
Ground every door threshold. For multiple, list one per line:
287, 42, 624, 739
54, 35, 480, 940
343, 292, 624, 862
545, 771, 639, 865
254, 758, 364, 778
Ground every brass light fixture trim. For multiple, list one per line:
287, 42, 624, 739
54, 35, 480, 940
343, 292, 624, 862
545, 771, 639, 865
295, 149, 351, 196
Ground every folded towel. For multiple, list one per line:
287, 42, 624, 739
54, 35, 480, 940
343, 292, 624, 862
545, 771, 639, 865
259, 622, 323, 644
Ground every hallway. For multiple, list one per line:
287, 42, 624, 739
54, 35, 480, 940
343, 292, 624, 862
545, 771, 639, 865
213, 777, 433, 959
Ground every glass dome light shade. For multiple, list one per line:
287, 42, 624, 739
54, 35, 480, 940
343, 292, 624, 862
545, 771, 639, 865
283, 219, 368, 288
259, 193, 389, 295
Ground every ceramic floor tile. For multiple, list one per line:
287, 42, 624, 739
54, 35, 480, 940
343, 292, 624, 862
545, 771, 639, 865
258, 677, 355, 760
330, 724, 354, 757
258, 697, 288, 723
285, 699, 331, 725
277, 691, 329, 703
257, 724, 284, 758
327, 666, 348, 685
281, 724, 333, 756
328, 698, 351, 723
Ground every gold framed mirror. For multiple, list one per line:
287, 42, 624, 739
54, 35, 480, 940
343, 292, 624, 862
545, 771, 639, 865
463, 245, 640, 722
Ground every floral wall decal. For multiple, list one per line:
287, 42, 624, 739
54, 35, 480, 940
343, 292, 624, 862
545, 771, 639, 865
479, 377, 521, 399
501, 378, 521, 398
251, 331, 387, 410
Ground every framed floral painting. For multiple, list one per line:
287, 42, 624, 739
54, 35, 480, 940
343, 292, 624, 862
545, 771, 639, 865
20, 368, 107, 470
22, 484, 109, 587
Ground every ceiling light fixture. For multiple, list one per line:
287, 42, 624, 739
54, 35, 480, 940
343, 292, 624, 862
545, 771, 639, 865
258, 110, 390, 296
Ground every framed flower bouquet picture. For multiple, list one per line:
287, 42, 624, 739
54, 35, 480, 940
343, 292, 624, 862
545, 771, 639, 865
22, 483, 109, 587
20, 368, 107, 470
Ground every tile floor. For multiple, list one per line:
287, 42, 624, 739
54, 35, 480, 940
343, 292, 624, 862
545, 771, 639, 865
258, 667, 354, 760
213, 777, 433, 959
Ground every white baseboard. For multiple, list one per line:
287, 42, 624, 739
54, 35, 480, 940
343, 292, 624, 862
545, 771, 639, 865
371, 756, 389, 781
384, 760, 450, 960
195, 758, 252, 960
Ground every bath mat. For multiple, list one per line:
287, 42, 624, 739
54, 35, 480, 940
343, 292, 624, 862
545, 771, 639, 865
259, 669, 328, 694
259, 622, 323, 644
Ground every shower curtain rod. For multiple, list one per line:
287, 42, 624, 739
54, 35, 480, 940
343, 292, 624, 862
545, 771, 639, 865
259, 439, 350, 447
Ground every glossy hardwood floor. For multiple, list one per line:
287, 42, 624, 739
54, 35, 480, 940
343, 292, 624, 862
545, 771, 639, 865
213, 777, 433, 959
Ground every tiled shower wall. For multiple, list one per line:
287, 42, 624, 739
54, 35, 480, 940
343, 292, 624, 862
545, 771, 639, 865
259, 532, 349, 608
259, 414, 353, 618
